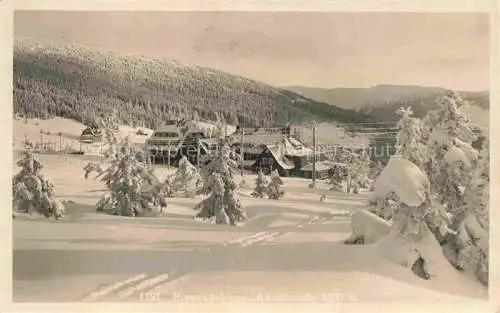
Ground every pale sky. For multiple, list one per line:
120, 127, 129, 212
14, 11, 490, 91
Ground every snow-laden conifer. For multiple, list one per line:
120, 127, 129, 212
346, 151, 371, 194
93, 137, 168, 217
422, 91, 478, 213
266, 169, 284, 200
195, 144, 247, 225
251, 170, 268, 198
395, 106, 428, 168
371, 156, 450, 234
96, 108, 121, 158
447, 138, 489, 285
170, 155, 202, 197
369, 156, 450, 279
13, 139, 65, 219
214, 112, 226, 139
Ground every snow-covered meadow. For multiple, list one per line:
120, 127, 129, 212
12, 153, 487, 303
12, 92, 491, 305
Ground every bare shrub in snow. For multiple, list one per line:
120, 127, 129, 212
251, 170, 268, 198
328, 164, 347, 191
344, 151, 371, 193
93, 137, 168, 217
13, 139, 65, 220
266, 169, 285, 200
170, 156, 202, 197
83, 162, 103, 179
195, 144, 247, 225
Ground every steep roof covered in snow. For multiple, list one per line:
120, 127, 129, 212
266, 144, 296, 170
300, 161, 336, 172
234, 133, 312, 157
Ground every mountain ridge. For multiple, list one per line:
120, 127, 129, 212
284, 84, 489, 124
13, 36, 373, 129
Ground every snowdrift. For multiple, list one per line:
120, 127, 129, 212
375, 224, 476, 285
371, 156, 428, 207
345, 209, 391, 244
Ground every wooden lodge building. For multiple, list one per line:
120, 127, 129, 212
229, 125, 337, 178
146, 120, 370, 179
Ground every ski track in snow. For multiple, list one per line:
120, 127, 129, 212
80, 214, 336, 301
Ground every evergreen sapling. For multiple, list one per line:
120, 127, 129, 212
266, 170, 285, 200
447, 138, 489, 285
251, 170, 269, 198
170, 155, 202, 197
195, 144, 247, 225
13, 139, 65, 220
93, 137, 168, 217
395, 106, 428, 168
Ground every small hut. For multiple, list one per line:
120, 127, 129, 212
80, 127, 103, 143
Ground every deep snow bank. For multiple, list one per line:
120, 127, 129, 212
370, 156, 428, 207
345, 209, 391, 244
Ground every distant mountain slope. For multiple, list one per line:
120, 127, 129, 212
285, 85, 489, 128
14, 37, 372, 129
286, 85, 446, 111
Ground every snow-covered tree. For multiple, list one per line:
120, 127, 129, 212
369, 191, 400, 221
13, 139, 65, 219
328, 164, 347, 191
370, 156, 449, 239
369, 156, 450, 279
346, 151, 371, 194
192, 110, 200, 122
446, 138, 489, 285
92, 137, 168, 217
422, 91, 478, 213
324, 147, 351, 191
395, 106, 427, 168
95, 108, 121, 158
170, 155, 202, 197
266, 170, 284, 200
214, 112, 226, 139
195, 144, 247, 225
251, 170, 268, 198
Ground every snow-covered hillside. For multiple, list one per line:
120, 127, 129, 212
13, 117, 153, 155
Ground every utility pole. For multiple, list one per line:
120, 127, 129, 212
196, 136, 201, 171
240, 124, 245, 185
311, 120, 317, 188
167, 145, 171, 169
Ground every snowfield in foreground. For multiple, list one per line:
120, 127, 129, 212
12, 153, 488, 304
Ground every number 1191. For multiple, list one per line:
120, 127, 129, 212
139, 291, 161, 302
